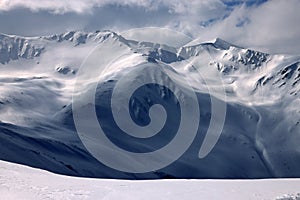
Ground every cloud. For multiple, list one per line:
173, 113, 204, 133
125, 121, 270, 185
190, 0, 300, 54
244, 0, 300, 53
0, 0, 230, 36
0, 0, 99, 14
0, 0, 226, 15
0, 0, 300, 54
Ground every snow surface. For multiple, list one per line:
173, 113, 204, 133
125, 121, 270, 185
0, 160, 300, 200
0, 30, 299, 179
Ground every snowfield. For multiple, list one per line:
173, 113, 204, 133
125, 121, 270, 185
0, 161, 300, 200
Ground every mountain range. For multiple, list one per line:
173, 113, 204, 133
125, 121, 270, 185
0, 30, 299, 179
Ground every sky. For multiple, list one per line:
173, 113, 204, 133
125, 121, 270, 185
0, 0, 300, 54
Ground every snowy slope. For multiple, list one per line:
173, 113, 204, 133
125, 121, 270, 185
0, 30, 299, 179
1, 160, 300, 200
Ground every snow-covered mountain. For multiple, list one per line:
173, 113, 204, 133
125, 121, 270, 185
0, 30, 299, 179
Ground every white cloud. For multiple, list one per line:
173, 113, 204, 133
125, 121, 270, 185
0, 0, 226, 15
0, 0, 300, 54
244, 0, 300, 54
168, 0, 300, 54
0, 0, 230, 37
0, 0, 92, 13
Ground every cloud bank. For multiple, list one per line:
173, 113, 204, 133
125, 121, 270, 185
0, 0, 300, 54
0, 0, 228, 15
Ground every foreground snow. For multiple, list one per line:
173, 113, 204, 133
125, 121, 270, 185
0, 161, 299, 200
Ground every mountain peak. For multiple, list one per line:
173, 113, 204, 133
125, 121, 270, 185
200, 37, 236, 50
213, 38, 232, 49
183, 37, 237, 50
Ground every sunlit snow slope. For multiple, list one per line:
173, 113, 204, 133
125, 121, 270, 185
0, 31, 299, 179
0, 161, 300, 200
